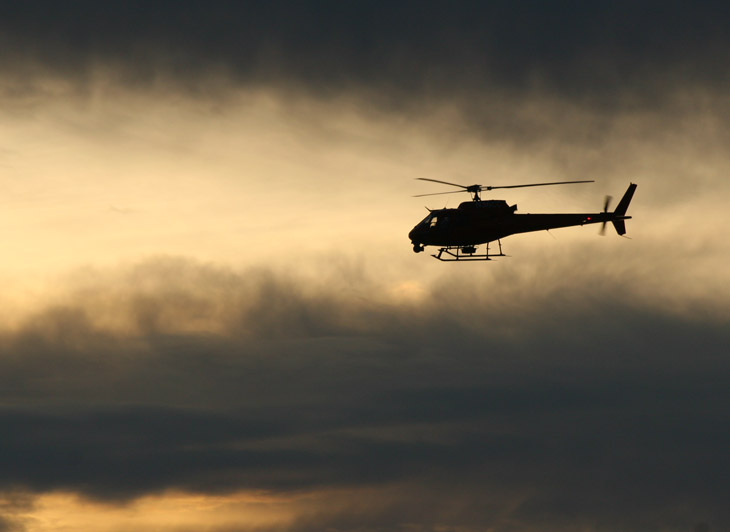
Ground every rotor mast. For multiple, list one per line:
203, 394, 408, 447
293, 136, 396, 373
465, 185, 483, 201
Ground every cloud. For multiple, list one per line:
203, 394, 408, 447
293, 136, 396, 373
0, 492, 31, 532
1, 257, 728, 530
1, 1, 729, 109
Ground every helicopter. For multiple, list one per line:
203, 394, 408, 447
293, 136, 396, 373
408, 178, 636, 261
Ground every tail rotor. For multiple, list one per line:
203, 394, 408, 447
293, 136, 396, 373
599, 195, 612, 235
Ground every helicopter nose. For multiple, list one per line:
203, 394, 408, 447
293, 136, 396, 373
409, 227, 425, 253
408, 226, 421, 242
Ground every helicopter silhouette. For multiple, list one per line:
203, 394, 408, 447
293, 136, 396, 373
409, 178, 636, 261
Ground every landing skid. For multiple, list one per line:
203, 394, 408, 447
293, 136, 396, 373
432, 241, 506, 261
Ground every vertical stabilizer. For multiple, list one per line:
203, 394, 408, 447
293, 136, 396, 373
614, 183, 637, 216
612, 183, 636, 236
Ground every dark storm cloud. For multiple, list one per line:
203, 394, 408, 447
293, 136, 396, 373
1, 1, 729, 103
1, 259, 729, 530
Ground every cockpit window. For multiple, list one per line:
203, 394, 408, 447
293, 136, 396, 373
418, 212, 445, 229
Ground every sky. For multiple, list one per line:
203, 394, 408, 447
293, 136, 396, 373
1, 2, 729, 531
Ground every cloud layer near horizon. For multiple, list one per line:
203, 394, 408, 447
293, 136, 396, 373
1, 258, 729, 531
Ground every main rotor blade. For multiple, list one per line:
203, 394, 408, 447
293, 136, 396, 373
413, 190, 467, 198
415, 178, 470, 190
483, 180, 594, 190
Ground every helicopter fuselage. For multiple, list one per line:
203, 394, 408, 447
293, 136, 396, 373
409, 183, 636, 254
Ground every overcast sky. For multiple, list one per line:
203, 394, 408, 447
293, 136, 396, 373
1, 2, 729, 532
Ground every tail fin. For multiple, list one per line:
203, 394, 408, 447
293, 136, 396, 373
612, 183, 636, 236
614, 183, 636, 217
